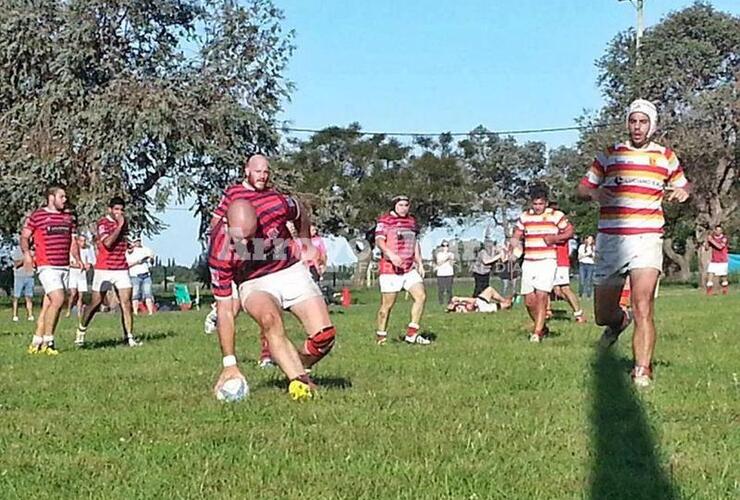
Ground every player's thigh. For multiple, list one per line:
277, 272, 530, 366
243, 291, 284, 329
290, 296, 331, 334
46, 288, 66, 307
628, 268, 659, 313
406, 282, 426, 302
593, 283, 624, 320
379, 292, 398, 310
116, 286, 133, 304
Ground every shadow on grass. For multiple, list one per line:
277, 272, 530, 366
589, 349, 677, 500
0, 330, 27, 337
550, 309, 572, 321
257, 375, 352, 391
82, 331, 176, 350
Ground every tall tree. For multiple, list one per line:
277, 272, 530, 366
457, 126, 547, 236
282, 125, 473, 286
0, 0, 293, 238
578, 3, 739, 279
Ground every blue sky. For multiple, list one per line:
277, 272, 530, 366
150, 0, 740, 265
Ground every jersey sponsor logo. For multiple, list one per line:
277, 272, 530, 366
46, 225, 72, 235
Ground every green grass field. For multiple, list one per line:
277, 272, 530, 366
1, 285, 738, 499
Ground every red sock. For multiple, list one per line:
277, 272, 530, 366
406, 323, 419, 337
706, 286, 713, 296
722, 285, 728, 295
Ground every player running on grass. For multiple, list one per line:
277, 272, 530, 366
374, 195, 430, 345
21, 185, 80, 354
75, 197, 142, 347
577, 99, 690, 387
211, 156, 338, 401
510, 186, 573, 343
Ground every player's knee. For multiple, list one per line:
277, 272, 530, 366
258, 311, 283, 331
415, 290, 426, 303
630, 297, 652, 320
48, 292, 64, 308
524, 293, 536, 308
304, 326, 336, 358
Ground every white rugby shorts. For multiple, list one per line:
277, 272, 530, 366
238, 263, 322, 310
67, 268, 88, 292
553, 266, 570, 287
593, 233, 663, 286
520, 259, 557, 295
38, 266, 69, 294
706, 262, 728, 277
92, 269, 133, 292
378, 269, 424, 294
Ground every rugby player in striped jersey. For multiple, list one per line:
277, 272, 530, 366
577, 99, 690, 387
21, 185, 80, 354
510, 187, 573, 343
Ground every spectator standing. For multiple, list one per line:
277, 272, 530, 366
497, 244, 522, 299
577, 235, 596, 298
126, 236, 156, 315
471, 241, 498, 296
434, 240, 455, 305
11, 245, 34, 322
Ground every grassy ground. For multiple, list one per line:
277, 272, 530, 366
0, 285, 737, 499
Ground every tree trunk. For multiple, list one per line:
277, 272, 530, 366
663, 237, 694, 282
350, 240, 374, 288
696, 243, 712, 289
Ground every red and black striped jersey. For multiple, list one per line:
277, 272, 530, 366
211, 184, 300, 282
375, 212, 419, 275
95, 216, 128, 270
208, 219, 239, 299
23, 208, 76, 267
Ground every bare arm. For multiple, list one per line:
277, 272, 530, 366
510, 228, 524, 250
481, 250, 498, 265
19, 227, 34, 269
101, 220, 125, 249
376, 237, 402, 267
414, 241, 424, 277
216, 300, 236, 357
212, 299, 246, 394
707, 235, 725, 250
577, 183, 614, 204
545, 223, 574, 245
70, 236, 81, 266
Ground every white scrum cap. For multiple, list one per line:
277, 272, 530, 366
626, 99, 658, 139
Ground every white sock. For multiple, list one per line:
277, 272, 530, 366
42, 335, 54, 345
574, 310, 583, 317
32, 335, 43, 346
408, 322, 420, 330
376, 331, 387, 337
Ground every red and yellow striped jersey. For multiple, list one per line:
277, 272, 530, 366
580, 142, 688, 235
515, 208, 568, 261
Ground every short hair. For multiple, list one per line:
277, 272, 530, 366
109, 196, 126, 208
715, 224, 722, 229
529, 185, 549, 201
46, 184, 65, 197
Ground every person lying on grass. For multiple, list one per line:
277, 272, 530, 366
446, 286, 512, 313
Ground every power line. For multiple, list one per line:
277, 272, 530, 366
281, 122, 618, 138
